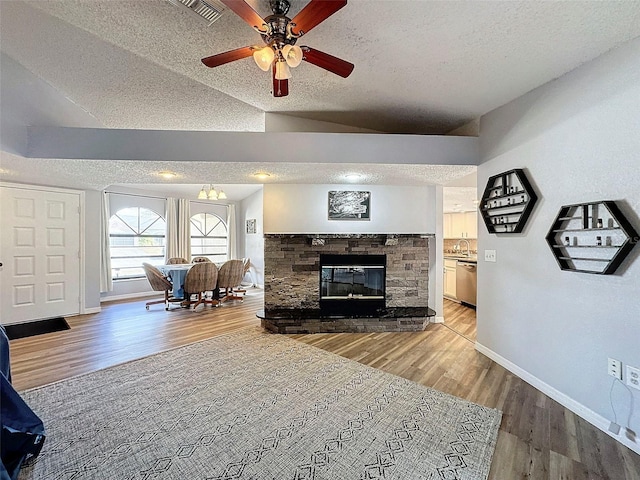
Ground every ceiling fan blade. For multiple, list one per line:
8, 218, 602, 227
272, 64, 289, 97
291, 0, 347, 36
301, 46, 354, 78
201, 46, 254, 68
219, 0, 265, 29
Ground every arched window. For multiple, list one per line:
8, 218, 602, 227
109, 207, 166, 279
190, 213, 228, 263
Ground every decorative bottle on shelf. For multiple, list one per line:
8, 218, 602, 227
596, 236, 602, 246
564, 236, 570, 246
596, 218, 603, 229
606, 236, 612, 246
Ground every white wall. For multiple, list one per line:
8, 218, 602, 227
240, 189, 265, 287
263, 184, 437, 234
0, 52, 103, 156
477, 37, 640, 452
83, 190, 102, 310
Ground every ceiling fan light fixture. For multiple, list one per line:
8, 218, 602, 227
200, 0, 352, 97
253, 46, 275, 71
275, 60, 291, 80
282, 44, 303, 68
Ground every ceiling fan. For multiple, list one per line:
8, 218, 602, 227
201, 0, 354, 97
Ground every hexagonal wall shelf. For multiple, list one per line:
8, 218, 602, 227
545, 200, 639, 274
479, 169, 538, 234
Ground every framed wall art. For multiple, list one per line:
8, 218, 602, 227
328, 191, 371, 220
246, 218, 257, 234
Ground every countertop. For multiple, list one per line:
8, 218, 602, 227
444, 255, 478, 263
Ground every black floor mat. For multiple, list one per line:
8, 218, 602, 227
4, 317, 70, 340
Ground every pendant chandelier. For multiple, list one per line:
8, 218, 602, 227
198, 184, 227, 200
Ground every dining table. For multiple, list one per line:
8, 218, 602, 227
157, 264, 194, 299
156, 262, 225, 300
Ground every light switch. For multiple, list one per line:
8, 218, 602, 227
484, 250, 497, 262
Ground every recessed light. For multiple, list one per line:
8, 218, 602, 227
254, 172, 271, 180
345, 173, 362, 182
158, 171, 177, 179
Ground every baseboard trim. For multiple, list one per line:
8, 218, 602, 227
432, 316, 445, 324
100, 291, 159, 303
475, 342, 640, 455
83, 307, 101, 315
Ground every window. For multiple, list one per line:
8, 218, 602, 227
109, 207, 166, 279
190, 213, 228, 263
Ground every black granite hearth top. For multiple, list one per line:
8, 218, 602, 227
256, 307, 436, 320
263, 233, 435, 239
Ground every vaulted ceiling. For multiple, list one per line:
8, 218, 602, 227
1, 0, 640, 199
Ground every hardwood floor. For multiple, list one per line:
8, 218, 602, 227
443, 297, 477, 341
6, 289, 640, 479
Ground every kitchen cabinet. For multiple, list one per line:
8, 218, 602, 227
465, 211, 478, 238
444, 212, 477, 239
443, 259, 457, 300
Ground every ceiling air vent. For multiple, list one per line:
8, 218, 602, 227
166, 0, 225, 26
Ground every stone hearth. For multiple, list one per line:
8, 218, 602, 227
261, 234, 434, 333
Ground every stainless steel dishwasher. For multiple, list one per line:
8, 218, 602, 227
456, 261, 477, 307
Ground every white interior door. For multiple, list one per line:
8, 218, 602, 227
0, 185, 81, 325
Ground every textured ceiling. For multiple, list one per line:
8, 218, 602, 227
1, 0, 640, 204
3, 0, 640, 134
0, 152, 477, 192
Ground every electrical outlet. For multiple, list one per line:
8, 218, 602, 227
626, 365, 640, 390
484, 250, 496, 262
608, 358, 622, 379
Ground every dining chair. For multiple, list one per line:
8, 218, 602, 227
192, 256, 212, 263
217, 259, 246, 303
183, 262, 219, 310
167, 257, 188, 264
142, 263, 183, 310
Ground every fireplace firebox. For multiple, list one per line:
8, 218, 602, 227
319, 254, 386, 315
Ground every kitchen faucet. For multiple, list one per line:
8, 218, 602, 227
455, 239, 471, 257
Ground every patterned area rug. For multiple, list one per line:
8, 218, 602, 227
19, 328, 501, 480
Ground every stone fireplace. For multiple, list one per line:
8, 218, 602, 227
259, 234, 435, 333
